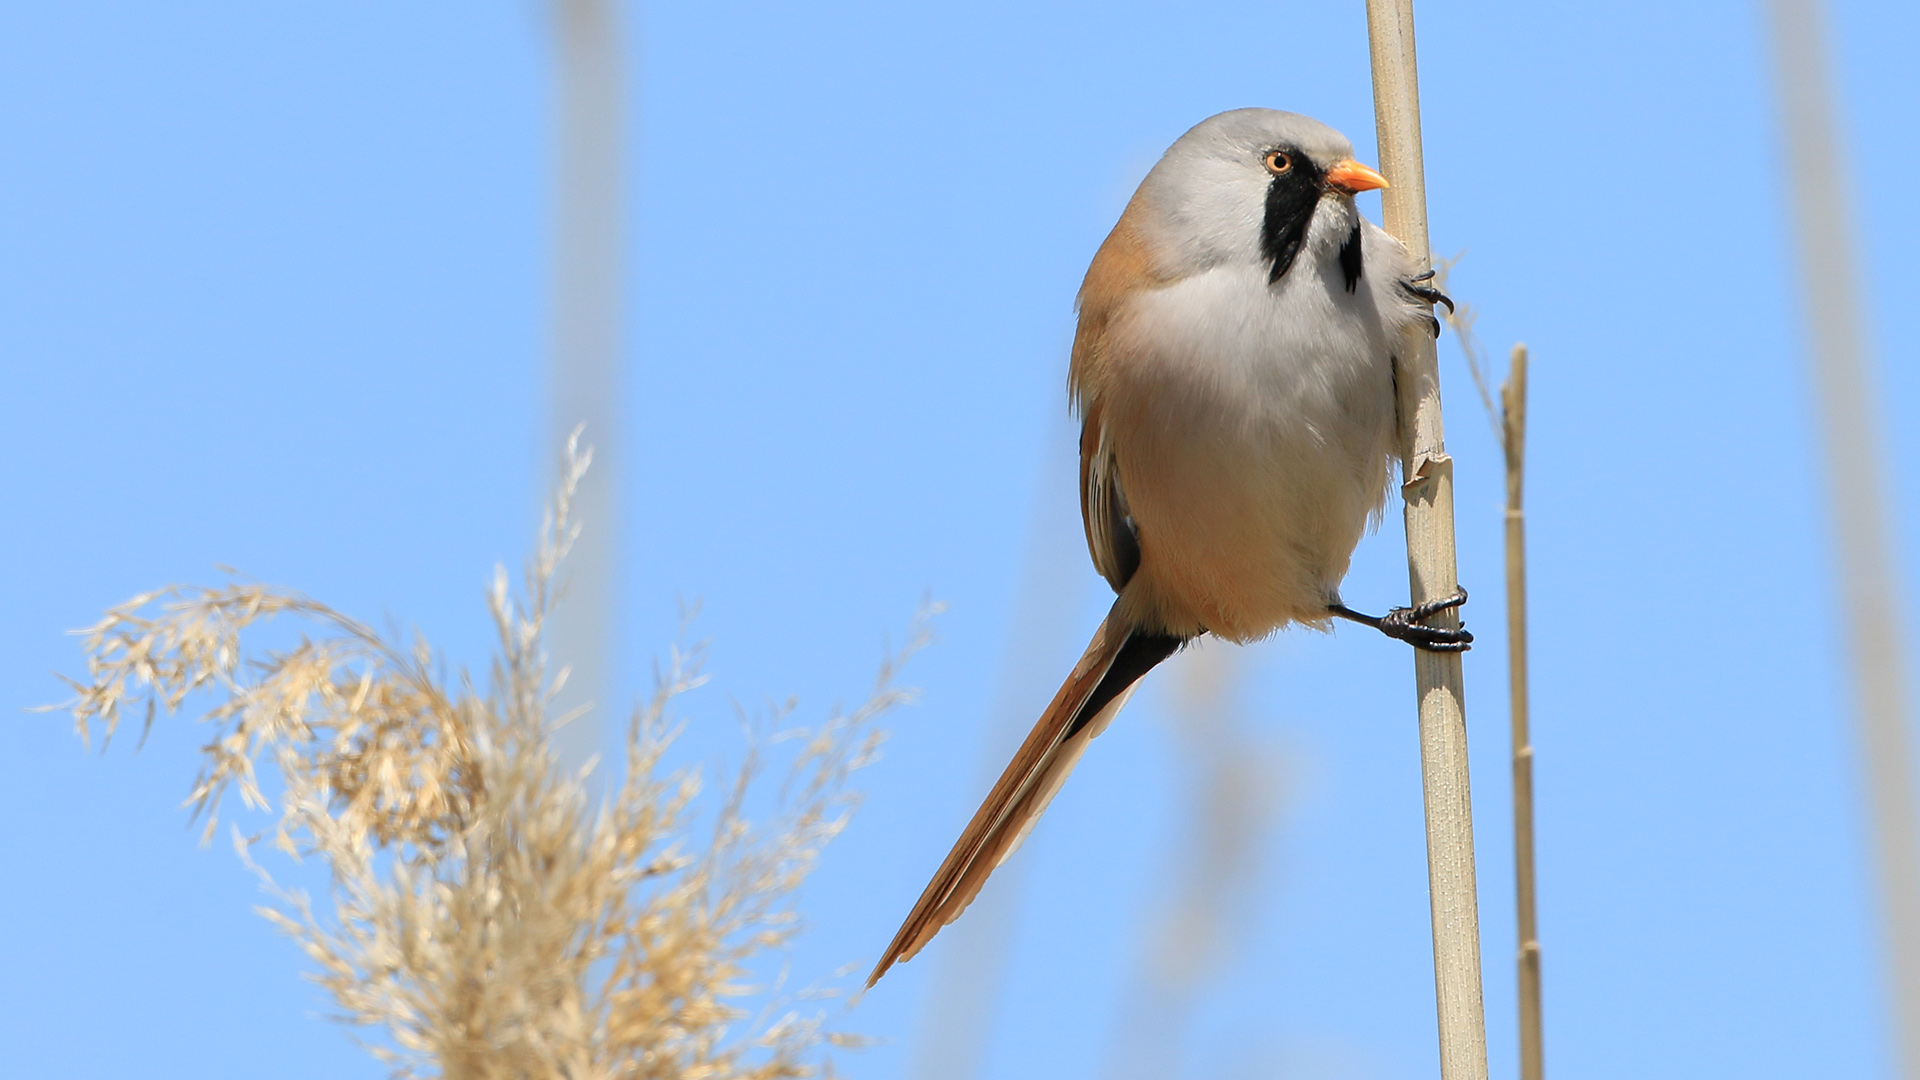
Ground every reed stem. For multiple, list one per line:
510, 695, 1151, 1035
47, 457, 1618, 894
547, 0, 628, 773
1503, 346, 1543, 1080
1363, 4, 1490, 1078
1764, 2, 1920, 1073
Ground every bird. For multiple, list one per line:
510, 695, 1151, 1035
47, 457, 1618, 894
867, 108, 1469, 987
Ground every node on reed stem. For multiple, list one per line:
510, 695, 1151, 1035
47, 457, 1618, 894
1439, 262, 1546, 1080
1364, 3, 1489, 1077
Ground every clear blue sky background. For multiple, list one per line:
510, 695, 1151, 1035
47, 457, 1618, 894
4, 2, 1918, 1078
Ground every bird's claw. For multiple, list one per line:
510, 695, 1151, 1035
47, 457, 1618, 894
1377, 588, 1473, 653
1402, 273, 1456, 315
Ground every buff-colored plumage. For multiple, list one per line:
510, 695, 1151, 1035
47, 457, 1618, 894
869, 109, 1433, 986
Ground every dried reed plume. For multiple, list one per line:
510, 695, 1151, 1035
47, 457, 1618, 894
53, 434, 927, 1080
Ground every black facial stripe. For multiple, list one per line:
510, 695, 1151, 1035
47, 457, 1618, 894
1339, 221, 1363, 293
1259, 150, 1327, 284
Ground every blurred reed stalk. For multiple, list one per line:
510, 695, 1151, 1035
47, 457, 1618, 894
1099, 640, 1281, 1080
1763, 2, 1920, 1075
1501, 347, 1543, 1080
547, 0, 629, 772
1363, 3, 1489, 1078
909, 420, 1089, 1080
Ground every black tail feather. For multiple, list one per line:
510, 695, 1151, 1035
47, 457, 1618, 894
1064, 630, 1187, 737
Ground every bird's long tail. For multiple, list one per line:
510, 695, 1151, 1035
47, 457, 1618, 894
867, 603, 1186, 986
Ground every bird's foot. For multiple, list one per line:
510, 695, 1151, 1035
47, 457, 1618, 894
1402, 270, 1457, 313
1329, 588, 1473, 653
1380, 589, 1473, 652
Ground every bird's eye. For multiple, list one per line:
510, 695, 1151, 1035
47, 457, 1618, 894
1263, 150, 1293, 175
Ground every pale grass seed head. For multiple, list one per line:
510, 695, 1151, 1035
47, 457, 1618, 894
56, 433, 926, 1079
1431, 255, 1500, 438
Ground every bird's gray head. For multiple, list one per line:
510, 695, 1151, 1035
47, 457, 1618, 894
1131, 108, 1387, 283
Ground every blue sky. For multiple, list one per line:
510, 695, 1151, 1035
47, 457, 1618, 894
4, 2, 1919, 1077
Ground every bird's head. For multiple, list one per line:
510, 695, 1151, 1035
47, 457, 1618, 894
1131, 108, 1388, 284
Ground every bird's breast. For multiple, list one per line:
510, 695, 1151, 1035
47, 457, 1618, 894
1114, 261, 1397, 448
1099, 260, 1402, 639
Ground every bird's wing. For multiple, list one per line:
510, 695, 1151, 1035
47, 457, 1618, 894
866, 605, 1135, 986
865, 196, 1186, 989
1071, 198, 1161, 595
1080, 404, 1141, 591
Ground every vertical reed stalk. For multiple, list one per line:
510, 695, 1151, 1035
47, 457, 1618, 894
1763, 2, 1920, 1073
1363, 5, 1490, 1078
1503, 346, 1543, 1080
548, 0, 628, 772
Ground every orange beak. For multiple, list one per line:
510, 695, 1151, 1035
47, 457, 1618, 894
1325, 159, 1390, 194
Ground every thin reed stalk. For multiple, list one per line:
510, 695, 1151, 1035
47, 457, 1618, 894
1440, 275, 1544, 1080
1502, 347, 1543, 1080
1362, 5, 1490, 1078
